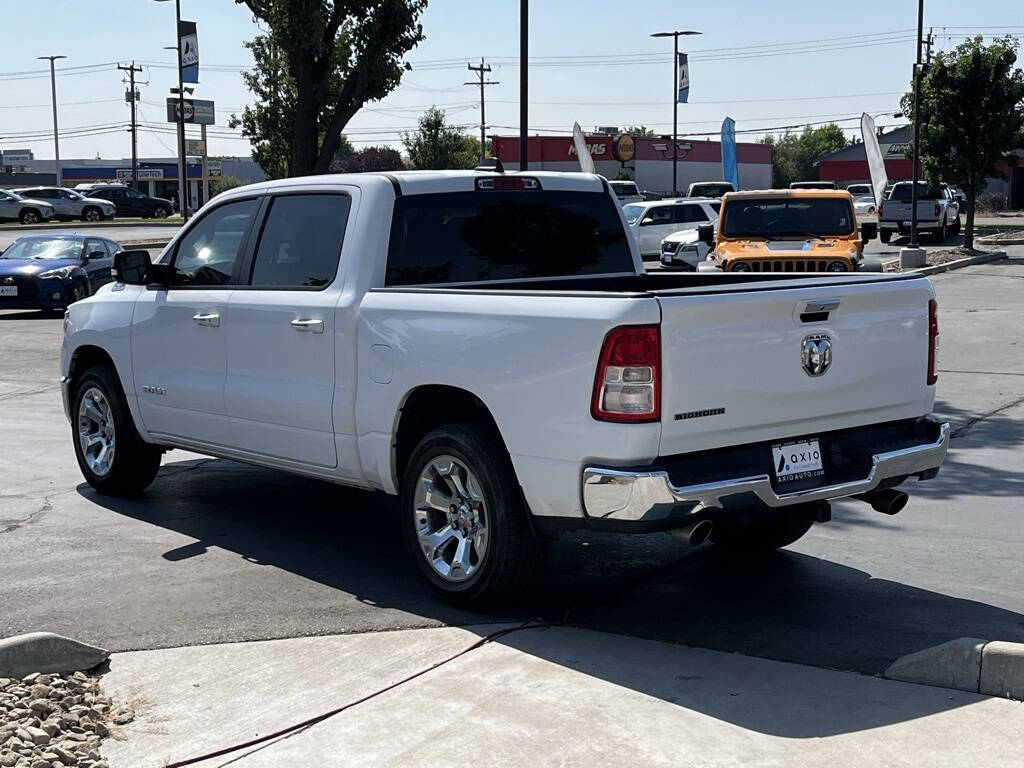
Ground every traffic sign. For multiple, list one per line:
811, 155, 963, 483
166, 98, 215, 125
185, 139, 206, 156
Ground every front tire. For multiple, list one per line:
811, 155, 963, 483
400, 422, 544, 605
82, 207, 103, 222
19, 209, 42, 225
72, 364, 162, 495
710, 511, 814, 555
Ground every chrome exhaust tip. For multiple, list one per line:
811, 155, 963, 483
854, 489, 909, 516
669, 519, 714, 547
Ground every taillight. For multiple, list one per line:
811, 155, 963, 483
934, 203, 940, 217
927, 299, 939, 385
592, 325, 660, 423
878, 202, 883, 217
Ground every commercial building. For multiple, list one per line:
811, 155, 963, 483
1, 150, 266, 209
491, 134, 772, 193
816, 125, 1024, 207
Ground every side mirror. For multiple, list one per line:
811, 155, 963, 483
860, 221, 878, 242
697, 223, 715, 246
112, 249, 151, 285
86, 250, 106, 261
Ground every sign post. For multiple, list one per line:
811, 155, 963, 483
201, 124, 210, 206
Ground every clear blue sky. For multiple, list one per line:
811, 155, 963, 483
1, 0, 1021, 161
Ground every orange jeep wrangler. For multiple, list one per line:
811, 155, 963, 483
701, 189, 877, 273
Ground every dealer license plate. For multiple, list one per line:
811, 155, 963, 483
771, 439, 824, 482
0, 286, 17, 297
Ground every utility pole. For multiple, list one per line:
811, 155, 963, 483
519, 0, 528, 170
118, 62, 143, 190
38, 55, 66, 187
464, 59, 498, 163
910, 0, 925, 248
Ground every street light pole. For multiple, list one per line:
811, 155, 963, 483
155, 0, 188, 220
519, 0, 528, 171
651, 30, 701, 197
38, 55, 67, 187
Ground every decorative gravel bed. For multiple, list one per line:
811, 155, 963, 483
883, 247, 992, 272
0, 672, 134, 768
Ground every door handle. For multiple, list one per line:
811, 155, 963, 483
291, 318, 324, 334
192, 312, 220, 327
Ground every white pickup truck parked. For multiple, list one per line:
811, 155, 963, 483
879, 182, 961, 243
61, 170, 948, 604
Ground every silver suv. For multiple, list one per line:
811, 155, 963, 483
14, 187, 116, 222
0, 189, 56, 225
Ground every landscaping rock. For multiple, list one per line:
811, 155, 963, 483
0, 636, 107, 681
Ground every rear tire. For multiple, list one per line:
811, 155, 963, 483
879, 229, 892, 244
710, 511, 814, 555
72, 364, 162, 495
399, 422, 544, 606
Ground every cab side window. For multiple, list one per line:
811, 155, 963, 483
640, 206, 673, 226
248, 194, 351, 288
170, 199, 259, 286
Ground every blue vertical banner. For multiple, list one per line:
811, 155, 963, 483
179, 20, 199, 83
721, 116, 739, 190
677, 53, 689, 103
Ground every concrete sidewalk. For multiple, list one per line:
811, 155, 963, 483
102, 625, 1024, 768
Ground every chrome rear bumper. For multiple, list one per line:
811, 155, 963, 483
582, 421, 949, 523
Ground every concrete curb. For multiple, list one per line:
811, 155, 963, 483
120, 240, 171, 250
0, 220, 182, 232
911, 250, 1008, 275
0, 632, 109, 678
977, 235, 1024, 246
884, 637, 1024, 700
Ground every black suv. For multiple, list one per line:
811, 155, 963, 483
76, 185, 174, 219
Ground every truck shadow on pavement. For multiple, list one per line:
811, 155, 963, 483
78, 442, 1024, 740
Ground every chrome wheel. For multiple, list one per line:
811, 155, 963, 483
84, 209, 102, 222
21, 211, 39, 224
413, 455, 488, 583
77, 387, 116, 477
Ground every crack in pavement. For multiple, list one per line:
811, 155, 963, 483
950, 394, 1024, 440
0, 384, 62, 402
1, 495, 53, 534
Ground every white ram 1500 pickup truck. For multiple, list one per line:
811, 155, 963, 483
61, 170, 948, 604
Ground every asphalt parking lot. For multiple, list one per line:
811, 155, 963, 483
1, 250, 1022, 678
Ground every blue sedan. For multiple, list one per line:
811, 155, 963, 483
0, 234, 121, 313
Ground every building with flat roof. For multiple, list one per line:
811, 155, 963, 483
491, 134, 772, 194
3, 155, 266, 209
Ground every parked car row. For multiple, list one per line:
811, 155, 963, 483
0, 184, 176, 225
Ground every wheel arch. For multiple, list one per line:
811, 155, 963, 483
67, 344, 117, 392
392, 384, 513, 493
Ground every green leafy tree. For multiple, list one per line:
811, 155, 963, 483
901, 35, 1024, 249
331, 145, 405, 172
209, 175, 247, 197
402, 107, 480, 169
622, 125, 655, 136
232, 0, 426, 177
760, 123, 849, 188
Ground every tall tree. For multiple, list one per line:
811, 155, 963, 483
901, 35, 1024, 249
402, 107, 480, 170
760, 124, 849, 188
233, 0, 426, 177
331, 145, 405, 172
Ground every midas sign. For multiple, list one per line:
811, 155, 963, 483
613, 134, 636, 162
568, 142, 608, 157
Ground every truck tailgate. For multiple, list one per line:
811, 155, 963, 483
656, 275, 935, 456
